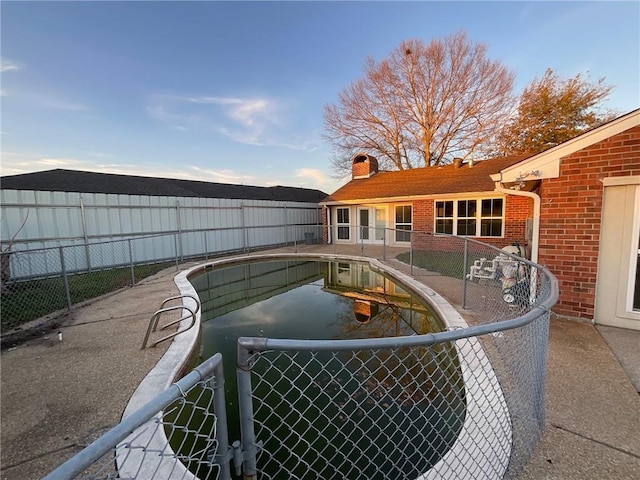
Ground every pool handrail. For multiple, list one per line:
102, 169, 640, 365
141, 294, 201, 349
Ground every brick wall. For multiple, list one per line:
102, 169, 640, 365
538, 125, 640, 320
322, 206, 329, 243
352, 161, 372, 178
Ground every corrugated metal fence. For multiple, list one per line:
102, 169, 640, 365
0, 189, 321, 278
1, 189, 321, 253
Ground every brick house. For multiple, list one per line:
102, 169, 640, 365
321, 109, 640, 330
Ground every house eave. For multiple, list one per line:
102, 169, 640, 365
493, 109, 640, 184
321, 190, 507, 206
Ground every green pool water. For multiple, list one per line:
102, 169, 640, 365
175, 259, 465, 479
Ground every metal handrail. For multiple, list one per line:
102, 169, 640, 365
141, 295, 201, 349
157, 294, 200, 331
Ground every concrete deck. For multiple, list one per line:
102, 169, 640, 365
1, 247, 639, 479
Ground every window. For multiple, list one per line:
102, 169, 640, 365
395, 205, 412, 242
435, 198, 503, 237
457, 200, 477, 236
481, 199, 504, 237
435, 201, 454, 234
336, 207, 350, 240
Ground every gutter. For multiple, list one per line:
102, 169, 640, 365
494, 177, 541, 264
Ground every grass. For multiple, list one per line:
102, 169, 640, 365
396, 250, 483, 278
1, 262, 173, 332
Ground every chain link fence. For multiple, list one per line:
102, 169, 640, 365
39, 230, 557, 479
235, 304, 552, 479
1, 223, 321, 334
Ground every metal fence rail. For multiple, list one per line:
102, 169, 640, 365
43, 353, 231, 480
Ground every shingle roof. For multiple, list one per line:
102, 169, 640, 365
0, 169, 328, 203
323, 156, 529, 203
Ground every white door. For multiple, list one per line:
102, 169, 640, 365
358, 208, 370, 242
595, 179, 640, 330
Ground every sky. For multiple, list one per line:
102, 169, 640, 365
1, 1, 639, 195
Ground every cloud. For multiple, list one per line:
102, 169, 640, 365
4, 88, 89, 111
0, 155, 94, 176
39, 158, 87, 167
148, 93, 319, 150
183, 165, 256, 184
1, 59, 24, 73
38, 96, 89, 111
295, 168, 330, 187
294, 168, 341, 193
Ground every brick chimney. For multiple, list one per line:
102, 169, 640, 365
351, 153, 379, 179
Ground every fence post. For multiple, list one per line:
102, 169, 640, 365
176, 200, 184, 262
128, 239, 135, 285
237, 342, 260, 480
204, 230, 209, 260
212, 359, 233, 480
410, 231, 414, 276
59, 246, 72, 311
173, 233, 179, 271
462, 238, 469, 309
284, 205, 288, 247
241, 204, 247, 253
383, 228, 386, 260
79, 196, 91, 271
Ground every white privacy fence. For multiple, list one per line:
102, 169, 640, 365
1, 189, 321, 253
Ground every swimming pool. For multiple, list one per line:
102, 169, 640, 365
186, 259, 464, 479
120, 253, 512, 480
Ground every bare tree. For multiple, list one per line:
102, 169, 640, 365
324, 32, 515, 175
492, 69, 615, 156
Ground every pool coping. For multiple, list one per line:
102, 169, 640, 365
118, 253, 512, 479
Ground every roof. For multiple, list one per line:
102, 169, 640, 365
0, 169, 328, 203
492, 108, 640, 183
322, 156, 529, 204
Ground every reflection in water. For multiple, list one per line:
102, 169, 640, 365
178, 260, 464, 479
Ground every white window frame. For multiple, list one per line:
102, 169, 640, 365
434, 197, 505, 237
335, 207, 351, 241
394, 204, 412, 243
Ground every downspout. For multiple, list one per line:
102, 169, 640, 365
495, 176, 542, 306
493, 177, 541, 263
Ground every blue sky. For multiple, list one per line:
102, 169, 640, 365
2, 1, 639, 194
